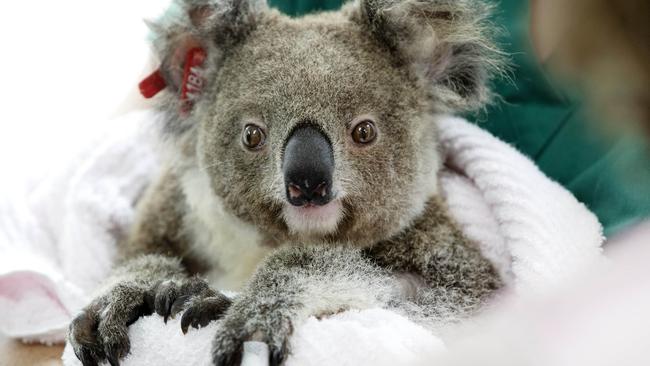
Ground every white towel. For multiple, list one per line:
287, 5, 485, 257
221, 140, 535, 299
0, 112, 603, 365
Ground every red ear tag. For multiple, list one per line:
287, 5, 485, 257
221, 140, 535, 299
139, 69, 167, 99
180, 47, 208, 114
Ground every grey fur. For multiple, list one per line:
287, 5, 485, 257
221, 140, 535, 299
67, 1, 503, 365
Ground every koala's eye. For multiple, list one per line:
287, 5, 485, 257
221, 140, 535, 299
242, 124, 266, 150
351, 120, 377, 145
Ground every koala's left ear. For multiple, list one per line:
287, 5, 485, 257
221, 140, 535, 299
144, 0, 267, 108
349, 0, 504, 112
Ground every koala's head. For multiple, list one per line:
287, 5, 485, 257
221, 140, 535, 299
151, 0, 501, 246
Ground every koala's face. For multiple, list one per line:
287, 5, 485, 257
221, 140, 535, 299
154, 1, 498, 246
199, 15, 437, 245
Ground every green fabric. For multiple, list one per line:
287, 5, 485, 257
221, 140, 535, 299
475, 0, 650, 236
270, 0, 343, 15
269, 0, 650, 236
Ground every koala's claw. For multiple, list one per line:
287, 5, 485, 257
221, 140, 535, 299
270, 347, 289, 366
69, 305, 105, 366
212, 338, 288, 366
151, 276, 215, 323
180, 295, 232, 334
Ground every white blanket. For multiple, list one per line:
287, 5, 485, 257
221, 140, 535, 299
0, 112, 603, 365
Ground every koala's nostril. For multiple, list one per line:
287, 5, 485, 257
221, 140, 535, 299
283, 124, 334, 207
286, 180, 332, 207
314, 182, 328, 197
288, 184, 303, 200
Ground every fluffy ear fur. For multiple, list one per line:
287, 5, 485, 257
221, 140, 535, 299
148, 0, 267, 98
350, 0, 504, 112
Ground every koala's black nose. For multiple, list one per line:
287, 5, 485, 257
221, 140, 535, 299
283, 124, 334, 207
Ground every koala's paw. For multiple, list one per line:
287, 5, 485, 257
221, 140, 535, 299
68, 282, 153, 366
68, 277, 217, 366
212, 309, 292, 366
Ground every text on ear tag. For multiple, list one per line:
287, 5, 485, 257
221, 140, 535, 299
180, 47, 208, 114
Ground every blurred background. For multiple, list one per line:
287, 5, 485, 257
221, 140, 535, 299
0, 1, 161, 193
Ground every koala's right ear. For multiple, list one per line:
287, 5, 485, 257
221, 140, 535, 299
145, 0, 267, 101
348, 0, 504, 112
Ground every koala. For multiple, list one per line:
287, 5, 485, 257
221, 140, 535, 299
67, 0, 503, 365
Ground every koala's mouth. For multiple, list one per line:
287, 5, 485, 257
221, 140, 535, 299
281, 199, 344, 236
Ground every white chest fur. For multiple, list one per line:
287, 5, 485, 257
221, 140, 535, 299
180, 168, 272, 291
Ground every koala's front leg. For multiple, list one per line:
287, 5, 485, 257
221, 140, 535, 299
212, 246, 395, 366
365, 197, 503, 325
67, 255, 230, 366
